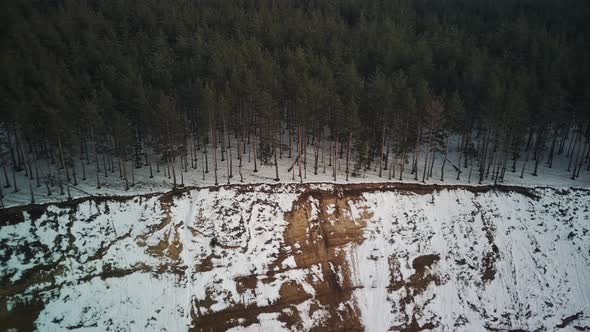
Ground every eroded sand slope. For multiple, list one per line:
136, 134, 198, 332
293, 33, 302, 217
1, 183, 589, 331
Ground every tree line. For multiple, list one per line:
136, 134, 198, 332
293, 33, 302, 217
1, 0, 590, 204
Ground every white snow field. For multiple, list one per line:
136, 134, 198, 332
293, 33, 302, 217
1, 183, 589, 331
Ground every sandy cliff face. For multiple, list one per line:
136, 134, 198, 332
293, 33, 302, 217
1, 183, 589, 331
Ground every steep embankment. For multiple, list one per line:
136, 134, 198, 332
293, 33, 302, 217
1, 183, 589, 331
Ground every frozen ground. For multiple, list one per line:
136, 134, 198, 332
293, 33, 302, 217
1, 183, 589, 331
1, 135, 589, 208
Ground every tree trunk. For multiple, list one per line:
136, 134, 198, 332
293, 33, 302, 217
95, 158, 101, 189
333, 130, 337, 182
12, 167, 18, 193
6, 124, 18, 171
575, 138, 589, 178
148, 151, 153, 178
179, 158, 184, 187
298, 126, 303, 183
220, 118, 226, 162
80, 156, 86, 181
29, 178, 34, 204
479, 130, 490, 184
304, 129, 307, 179
202, 152, 205, 181
422, 122, 433, 183
288, 124, 292, 159
226, 129, 231, 185
204, 145, 209, 174
520, 136, 533, 178
228, 134, 233, 182
399, 152, 406, 181
279, 121, 283, 160
131, 160, 136, 186
463, 130, 472, 169
328, 130, 332, 167
547, 127, 558, 167
571, 134, 584, 180
511, 139, 518, 173
468, 153, 474, 183
238, 140, 244, 182
532, 130, 545, 177
3, 165, 10, 188
274, 123, 280, 182
72, 160, 78, 186
456, 131, 465, 180
346, 131, 352, 181
314, 127, 319, 175
379, 125, 385, 177
93, 136, 101, 175
524, 128, 534, 152
189, 131, 195, 169
384, 143, 390, 171
123, 159, 129, 190
413, 126, 421, 180
34, 160, 40, 187
566, 124, 577, 157
171, 154, 177, 188
253, 132, 258, 173
322, 130, 326, 174
210, 121, 218, 185
440, 134, 450, 181
428, 149, 436, 179
567, 128, 581, 172
14, 127, 24, 171
57, 135, 70, 182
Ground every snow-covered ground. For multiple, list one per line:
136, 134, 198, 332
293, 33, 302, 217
1, 183, 589, 331
1, 135, 589, 208
350, 188, 590, 331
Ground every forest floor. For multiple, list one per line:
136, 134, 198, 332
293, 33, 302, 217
1, 182, 589, 331
2, 135, 589, 208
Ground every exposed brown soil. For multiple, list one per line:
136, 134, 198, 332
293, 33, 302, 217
409, 254, 441, 294
0, 295, 45, 332
190, 189, 371, 331
0, 181, 561, 331
189, 184, 452, 331
281, 190, 370, 330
